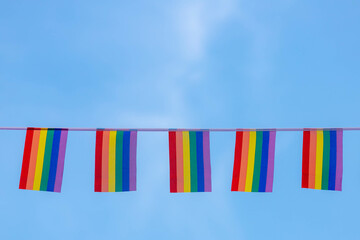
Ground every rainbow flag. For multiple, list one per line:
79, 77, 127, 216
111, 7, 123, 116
95, 130, 137, 192
231, 130, 276, 192
168, 130, 211, 193
19, 128, 68, 192
302, 129, 343, 191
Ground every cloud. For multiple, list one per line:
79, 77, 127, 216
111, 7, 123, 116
174, 0, 237, 61
105, 0, 239, 128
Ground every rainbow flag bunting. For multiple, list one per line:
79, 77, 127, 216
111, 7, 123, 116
19, 128, 68, 192
95, 130, 137, 192
231, 130, 276, 192
302, 129, 343, 191
168, 130, 211, 193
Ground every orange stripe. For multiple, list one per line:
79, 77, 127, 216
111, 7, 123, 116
238, 132, 249, 191
308, 131, 317, 189
176, 131, 184, 192
102, 131, 109, 192
26, 129, 40, 190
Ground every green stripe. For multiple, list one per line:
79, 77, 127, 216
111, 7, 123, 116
322, 130, 330, 190
252, 131, 263, 192
40, 129, 54, 191
189, 131, 198, 192
115, 131, 123, 192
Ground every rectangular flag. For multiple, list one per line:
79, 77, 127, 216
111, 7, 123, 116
231, 130, 276, 192
302, 129, 343, 191
168, 130, 211, 193
95, 130, 137, 192
19, 128, 68, 192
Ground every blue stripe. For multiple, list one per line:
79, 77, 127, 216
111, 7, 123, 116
47, 129, 61, 191
122, 131, 130, 191
328, 130, 337, 191
196, 131, 204, 192
258, 131, 269, 192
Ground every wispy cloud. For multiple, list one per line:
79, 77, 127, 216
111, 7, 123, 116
104, 1, 239, 128
174, 0, 237, 61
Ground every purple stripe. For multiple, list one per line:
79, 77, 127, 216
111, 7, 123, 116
129, 131, 137, 191
54, 130, 68, 193
335, 129, 343, 191
202, 131, 211, 192
266, 131, 276, 192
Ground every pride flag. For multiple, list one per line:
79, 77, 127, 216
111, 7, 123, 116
19, 128, 68, 192
231, 130, 276, 192
169, 130, 211, 193
95, 130, 137, 192
302, 129, 343, 191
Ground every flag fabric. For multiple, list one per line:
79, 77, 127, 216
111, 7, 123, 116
302, 129, 343, 191
168, 130, 211, 193
231, 130, 276, 192
19, 128, 68, 192
95, 130, 137, 192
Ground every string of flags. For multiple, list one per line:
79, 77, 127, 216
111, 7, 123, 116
3, 127, 347, 193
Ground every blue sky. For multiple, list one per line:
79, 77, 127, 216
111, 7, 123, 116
1, 1, 360, 239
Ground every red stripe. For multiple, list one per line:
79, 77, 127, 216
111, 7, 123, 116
19, 128, 34, 189
231, 131, 243, 191
95, 130, 103, 192
302, 131, 310, 188
169, 131, 177, 193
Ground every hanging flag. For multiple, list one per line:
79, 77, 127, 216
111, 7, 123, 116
19, 128, 68, 192
302, 129, 343, 191
168, 130, 211, 193
95, 130, 137, 192
231, 130, 276, 192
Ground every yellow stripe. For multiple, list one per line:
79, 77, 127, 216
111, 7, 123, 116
315, 130, 324, 189
108, 131, 117, 192
183, 131, 191, 192
245, 131, 257, 192
33, 129, 48, 190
